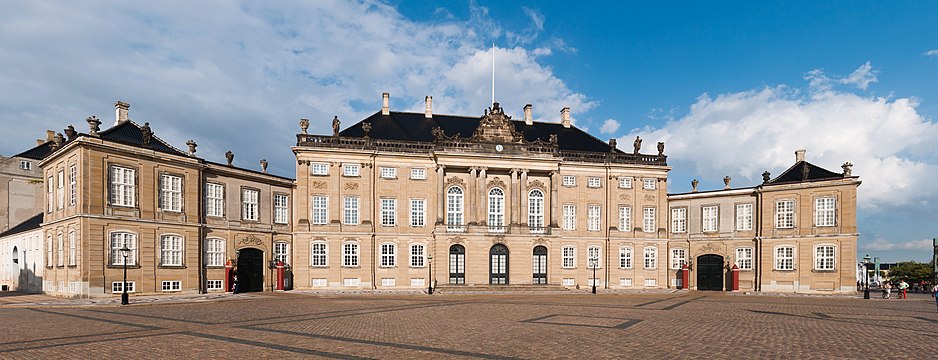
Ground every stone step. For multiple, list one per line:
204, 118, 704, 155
434, 284, 569, 293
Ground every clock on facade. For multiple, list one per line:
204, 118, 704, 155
495, 144, 504, 152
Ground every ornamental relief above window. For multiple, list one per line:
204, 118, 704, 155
444, 176, 466, 188
528, 179, 546, 191
486, 177, 506, 189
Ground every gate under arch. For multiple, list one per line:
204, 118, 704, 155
696, 254, 724, 291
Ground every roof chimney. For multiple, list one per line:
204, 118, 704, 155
795, 149, 806, 163
524, 104, 533, 125
45, 130, 55, 142
425, 96, 433, 118
381, 92, 390, 115
36, 139, 44, 146
561, 107, 571, 128
115, 101, 129, 125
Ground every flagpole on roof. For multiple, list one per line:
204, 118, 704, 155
492, 43, 495, 105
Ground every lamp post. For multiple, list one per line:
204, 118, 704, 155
590, 256, 598, 294
427, 254, 433, 295
119, 245, 131, 305
862, 254, 871, 300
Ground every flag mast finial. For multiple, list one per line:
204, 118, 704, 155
491, 43, 495, 105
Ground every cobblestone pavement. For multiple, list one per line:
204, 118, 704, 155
2, 291, 937, 359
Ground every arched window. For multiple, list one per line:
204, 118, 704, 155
528, 189, 545, 234
488, 188, 505, 232
446, 187, 464, 231
532, 246, 547, 284
12, 246, 18, 264
449, 244, 465, 284
490, 244, 509, 285
310, 241, 328, 267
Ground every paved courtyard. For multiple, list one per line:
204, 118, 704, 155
1, 291, 937, 359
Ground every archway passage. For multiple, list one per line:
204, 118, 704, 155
449, 244, 465, 285
490, 244, 509, 285
237, 248, 265, 292
696, 254, 724, 291
532, 246, 547, 284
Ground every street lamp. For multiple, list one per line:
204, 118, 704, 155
862, 254, 871, 300
590, 256, 598, 294
427, 254, 433, 295
119, 245, 131, 305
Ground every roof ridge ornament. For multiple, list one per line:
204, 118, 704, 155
86, 116, 101, 136
470, 102, 523, 143
141, 122, 152, 146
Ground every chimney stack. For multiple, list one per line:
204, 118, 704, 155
795, 149, 806, 163
36, 139, 44, 146
561, 107, 571, 128
115, 101, 130, 125
46, 130, 55, 142
524, 104, 533, 125
425, 96, 433, 118
381, 92, 390, 115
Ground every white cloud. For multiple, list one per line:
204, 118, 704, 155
600, 118, 620, 134
805, 61, 878, 91
863, 238, 934, 251
923, 49, 938, 57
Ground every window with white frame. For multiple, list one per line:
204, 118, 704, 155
46, 235, 52, 265
643, 178, 656, 190
619, 247, 633, 269
644, 278, 657, 287
815, 197, 836, 227
19, 160, 31, 170
56, 233, 63, 266
446, 187, 464, 229
68, 165, 76, 206
735, 247, 753, 270
274, 242, 289, 264
587, 177, 601, 188
380, 243, 396, 267
312, 195, 328, 225
110, 232, 136, 266
643, 247, 657, 269
112, 281, 135, 293
343, 196, 358, 225
562, 175, 576, 186
528, 189, 545, 232
775, 246, 794, 270
109, 166, 136, 207
310, 163, 328, 175
68, 230, 76, 266
56, 170, 64, 209
643, 207, 656, 233
205, 183, 224, 217
381, 198, 396, 226
736, 203, 753, 231
670, 248, 686, 269
410, 199, 425, 227
619, 206, 631, 231
410, 168, 426, 180
343, 278, 360, 287
702, 205, 718, 232
206, 238, 225, 267
160, 235, 183, 266
380, 167, 396, 179
47, 175, 53, 211
587, 205, 601, 231
310, 242, 327, 267
381, 278, 396, 287
343, 163, 360, 177
159, 174, 182, 212
587, 246, 601, 268
562, 246, 576, 268
815, 245, 835, 270
274, 194, 289, 224
410, 244, 425, 267
775, 200, 795, 228
311, 278, 328, 287
562, 204, 576, 230
242, 189, 259, 221
207, 280, 223, 290
410, 278, 425, 287
671, 208, 686, 233
488, 188, 505, 231
620, 278, 633, 287
161, 281, 181, 292
343, 242, 359, 267
619, 177, 632, 189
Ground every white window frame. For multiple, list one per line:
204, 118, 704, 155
159, 174, 182, 212
587, 177, 601, 188
643, 246, 657, 269
528, 189, 545, 233
241, 188, 259, 221
310, 162, 328, 175
488, 188, 505, 232
380, 243, 396, 267
160, 235, 183, 266
775, 200, 795, 229
561, 245, 576, 269
702, 205, 718, 232
274, 242, 289, 264
735, 247, 753, 270
671, 208, 686, 233
670, 248, 686, 269
343, 196, 359, 225
380, 198, 397, 226
587, 205, 601, 232
111, 281, 135, 293
619, 247, 633, 269
815, 197, 836, 227
446, 186, 464, 230
380, 167, 396, 179
46, 235, 52, 265
410, 168, 427, 180
410, 199, 425, 227
19, 160, 31, 170
109, 165, 136, 207
207, 280, 224, 290
814, 245, 836, 271
562, 175, 576, 186
68, 230, 76, 266
562, 204, 576, 231
736, 203, 753, 231
774, 246, 795, 270
56, 232, 63, 266
161, 281, 182, 292
206, 238, 226, 267
310, 242, 328, 267
68, 165, 77, 206
110, 232, 137, 266
343, 242, 359, 267
643, 178, 656, 190
56, 170, 64, 209
642, 207, 656, 233
587, 246, 602, 268
47, 175, 53, 212
619, 206, 631, 231
619, 177, 632, 189
312, 195, 328, 225
274, 194, 289, 224
410, 243, 426, 268
343, 163, 360, 177
205, 183, 224, 217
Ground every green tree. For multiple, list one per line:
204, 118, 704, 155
887, 261, 932, 282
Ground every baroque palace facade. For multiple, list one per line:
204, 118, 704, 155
2, 94, 860, 296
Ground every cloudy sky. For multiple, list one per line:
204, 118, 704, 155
2, 1, 936, 261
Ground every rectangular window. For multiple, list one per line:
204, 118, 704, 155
736, 204, 753, 231
381, 198, 396, 226
111, 281, 135, 293
619, 247, 633, 269
735, 248, 753, 270
242, 189, 259, 221
643, 207, 656, 233
670, 248, 686, 269
160, 235, 183, 266
562, 204, 576, 230
562, 246, 576, 268
563, 278, 575, 286
644, 278, 657, 287
68, 231, 76, 266
161, 281, 182, 292
380, 167, 396, 179
206, 238, 225, 267
19, 160, 31, 170
274, 194, 289, 224
109, 166, 136, 207
702, 205, 718, 232
205, 183, 224, 217
57, 233, 63, 266
619, 206, 631, 231
775, 246, 794, 270
643, 178, 656, 190
410, 199, 425, 227
619, 177, 632, 189
159, 174, 182, 212
343, 197, 359, 225
343, 278, 360, 287
46, 236, 52, 265
587, 205, 601, 232
815, 197, 836, 227
56, 170, 64, 209
562, 175, 576, 186
381, 278, 396, 287
775, 200, 795, 228
311, 163, 328, 175
274, 242, 289, 264
47, 176, 53, 211
815, 245, 835, 270
587, 177, 601, 188
343, 242, 359, 267
110, 232, 136, 266
311, 278, 328, 287
410, 244, 425, 268
206, 280, 223, 290
643, 247, 657, 269
587, 246, 601, 268
343, 164, 360, 177
310, 242, 328, 267
620, 278, 633, 287
410, 168, 426, 180
671, 208, 686, 233
68, 165, 77, 206
312, 196, 328, 225
380, 243, 396, 267
410, 278, 426, 287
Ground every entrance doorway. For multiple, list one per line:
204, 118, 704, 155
237, 248, 264, 292
696, 254, 724, 291
490, 244, 509, 285
449, 244, 465, 284
532, 246, 547, 284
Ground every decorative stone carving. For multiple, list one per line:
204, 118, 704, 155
549, 133, 558, 145
432, 126, 444, 141
312, 181, 327, 189
491, 235, 506, 245
450, 236, 466, 244
699, 242, 721, 254
529, 179, 546, 190
842, 162, 853, 177
52, 133, 64, 149
297, 159, 309, 165
633, 136, 642, 154
692, 179, 699, 192
608, 138, 617, 151
299, 118, 309, 134
619, 193, 631, 200
186, 140, 197, 155
260, 159, 268, 173
487, 177, 506, 189
140, 122, 152, 146
86, 116, 101, 135
64, 125, 77, 141
762, 171, 771, 184
362, 122, 372, 138
344, 182, 359, 191
237, 235, 264, 246
657, 141, 665, 156
332, 116, 341, 137
225, 151, 234, 166
444, 176, 466, 188
470, 102, 524, 143
644, 194, 655, 201
801, 163, 810, 180
723, 176, 731, 189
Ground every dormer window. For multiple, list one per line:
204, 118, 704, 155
19, 160, 31, 170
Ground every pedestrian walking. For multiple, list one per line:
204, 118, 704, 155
882, 282, 892, 299
233, 271, 240, 294
898, 280, 909, 299
932, 283, 938, 312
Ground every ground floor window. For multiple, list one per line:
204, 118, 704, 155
112, 281, 135, 293
775, 246, 795, 270
207, 280, 223, 290
736, 248, 753, 270
381, 278, 396, 287
161, 281, 182, 292
620, 278, 633, 287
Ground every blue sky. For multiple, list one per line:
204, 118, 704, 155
1, 1, 936, 261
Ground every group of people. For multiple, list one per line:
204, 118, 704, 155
880, 280, 938, 310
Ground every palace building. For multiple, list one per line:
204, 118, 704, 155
4, 94, 860, 296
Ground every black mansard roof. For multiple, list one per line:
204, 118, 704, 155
767, 160, 846, 185
0, 213, 43, 238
